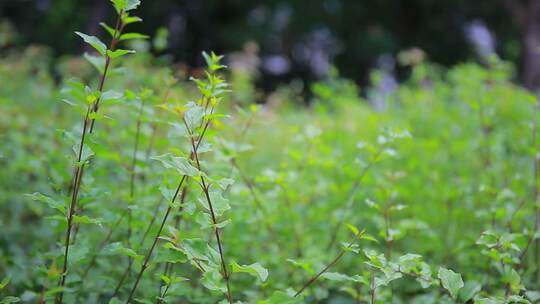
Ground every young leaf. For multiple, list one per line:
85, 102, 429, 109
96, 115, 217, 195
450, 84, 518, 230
123, 16, 142, 25
99, 22, 116, 37
119, 33, 149, 41
152, 154, 199, 177
346, 223, 359, 236
25, 192, 66, 215
438, 267, 464, 300
75, 32, 107, 55
107, 49, 135, 59
72, 215, 102, 226
230, 261, 268, 282
111, 0, 141, 12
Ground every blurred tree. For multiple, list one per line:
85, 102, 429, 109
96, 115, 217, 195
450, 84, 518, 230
0, 0, 532, 88
501, 0, 540, 89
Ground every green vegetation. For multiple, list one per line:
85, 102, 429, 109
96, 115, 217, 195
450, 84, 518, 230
1, 1, 540, 303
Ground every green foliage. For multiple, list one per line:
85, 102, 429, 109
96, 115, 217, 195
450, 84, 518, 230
2, 3, 540, 304
438, 267, 464, 300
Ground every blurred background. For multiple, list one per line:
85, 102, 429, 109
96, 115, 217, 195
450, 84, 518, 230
0, 0, 538, 95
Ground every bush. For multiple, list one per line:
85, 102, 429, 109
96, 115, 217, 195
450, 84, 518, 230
1, 1, 539, 303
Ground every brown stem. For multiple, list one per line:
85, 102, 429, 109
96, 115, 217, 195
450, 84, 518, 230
294, 233, 362, 297
184, 117, 233, 303
124, 105, 214, 302
369, 270, 376, 304
125, 176, 187, 303
55, 11, 124, 304
88, 10, 124, 134
55, 106, 90, 304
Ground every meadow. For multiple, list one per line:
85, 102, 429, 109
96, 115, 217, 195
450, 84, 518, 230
0, 1, 539, 303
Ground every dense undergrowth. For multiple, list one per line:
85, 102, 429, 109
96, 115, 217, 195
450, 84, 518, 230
1, 1, 540, 303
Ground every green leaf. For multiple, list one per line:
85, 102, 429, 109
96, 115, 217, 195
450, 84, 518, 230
123, 16, 142, 25
108, 298, 122, 304
259, 291, 302, 304
202, 51, 226, 71
286, 259, 314, 274
320, 272, 366, 284
99, 22, 116, 37
438, 267, 464, 300
72, 215, 102, 226
107, 49, 135, 59
84, 53, 105, 73
159, 185, 175, 203
101, 90, 124, 102
72, 143, 94, 163
459, 281, 481, 302
0, 296, 20, 304
184, 102, 205, 131
215, 178, 234, 190
201, 269, 226, 293
119, 32, 149, 41
199, 189, 230, 217
75, 32, 107, 55
25, 192, 66, 215
152, 154, 198, 177
0, 277, 9, 290
111, 0, 141, 12
346, 223, 359, 235
179, 238, 208, 262
525, 291, 540, 302
230, 261, 268, 282
360, 233, 379, 243
155, 243, 188, 264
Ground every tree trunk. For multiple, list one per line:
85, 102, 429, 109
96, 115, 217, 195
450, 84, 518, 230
523, 0, 540, 90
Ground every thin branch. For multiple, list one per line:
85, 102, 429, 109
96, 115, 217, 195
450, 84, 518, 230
125, 175, 187, 303
184, 117, 233, 304
55, 12, 124, 303
326, 147, 384, 250
123, 105, 214, 302
294, 233, 363, 297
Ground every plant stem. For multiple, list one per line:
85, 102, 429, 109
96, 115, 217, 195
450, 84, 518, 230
184, 117, 233, 304
126, 96, 146, 278
156, 281, 171, 304
125, 176, 187, 303
88, 11, 124, 133
81, 211, 127, 280
294, 234, 361, 297
55, 12, 124, 304
369, 269, 376, 304
124, 107, 213, 302
326, 147, 383, 250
